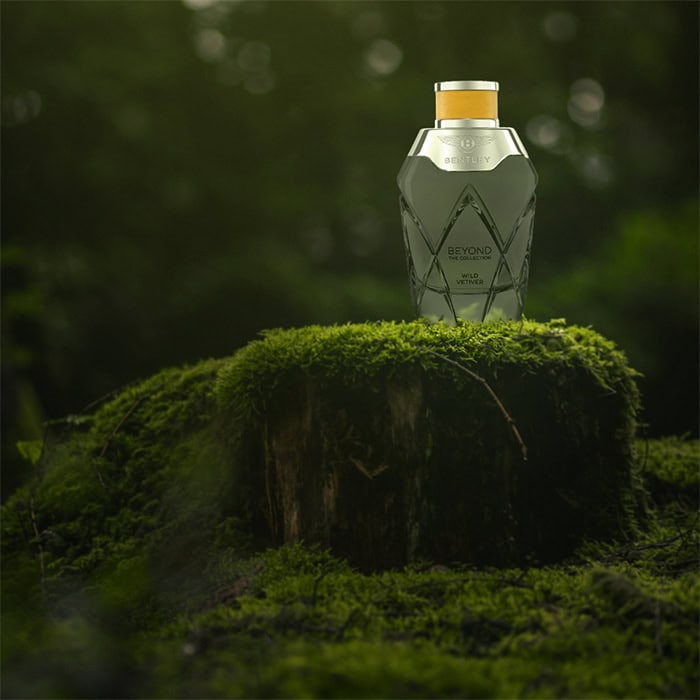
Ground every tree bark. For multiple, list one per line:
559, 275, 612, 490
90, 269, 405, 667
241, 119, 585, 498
258, 358, 635, 570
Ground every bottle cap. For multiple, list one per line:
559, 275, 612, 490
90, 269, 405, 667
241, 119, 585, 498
434, 80, 499, 121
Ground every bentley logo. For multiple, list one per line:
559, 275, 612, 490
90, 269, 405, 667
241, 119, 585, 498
438, 134, 495, 153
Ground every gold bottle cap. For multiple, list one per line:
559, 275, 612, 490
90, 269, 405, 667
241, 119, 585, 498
435, 80, 499, 121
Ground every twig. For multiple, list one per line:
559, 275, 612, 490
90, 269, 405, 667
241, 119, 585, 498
334, 608, 361, 642
615, 524, 696, 556
597, 517, 699, 568
80, 383, 137, 416
349, 457, 390, 480
21, 423, 54, 601
43, 381, 142, 460
29, 497, 46, 600
99, 394, 149, 459
96, 394, 150, 487
420, 348, 528, 461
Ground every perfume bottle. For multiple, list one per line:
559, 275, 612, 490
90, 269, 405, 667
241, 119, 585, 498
398, 80, 537, 323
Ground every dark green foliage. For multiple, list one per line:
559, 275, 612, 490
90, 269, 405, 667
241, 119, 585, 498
527, 202, 699, 437
2, 2, 698, 506
1, 321, 697, 698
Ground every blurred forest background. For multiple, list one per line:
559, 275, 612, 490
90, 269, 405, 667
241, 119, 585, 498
2, 0, 698, 498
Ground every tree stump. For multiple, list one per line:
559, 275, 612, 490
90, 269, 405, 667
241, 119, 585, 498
217, 320, 640, 570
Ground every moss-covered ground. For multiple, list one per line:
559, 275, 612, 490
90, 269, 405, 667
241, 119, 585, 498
2, 321, 698, 698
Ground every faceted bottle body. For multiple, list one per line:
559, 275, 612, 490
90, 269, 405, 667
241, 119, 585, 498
398, 123, 537, 323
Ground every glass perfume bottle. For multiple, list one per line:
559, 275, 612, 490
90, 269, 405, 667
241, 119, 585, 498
398, 80, 537, 323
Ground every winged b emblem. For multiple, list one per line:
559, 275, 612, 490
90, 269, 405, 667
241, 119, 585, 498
438, 134, 496, 154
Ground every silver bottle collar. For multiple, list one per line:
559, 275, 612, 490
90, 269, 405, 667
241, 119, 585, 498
436, 118, 500, 128
434, 80, 499, 92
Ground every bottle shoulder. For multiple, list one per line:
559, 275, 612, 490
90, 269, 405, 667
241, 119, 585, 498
397, 146, 537, 192
405, 126, 534, 174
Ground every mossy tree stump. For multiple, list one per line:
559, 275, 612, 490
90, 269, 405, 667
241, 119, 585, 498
4, 320, 698, 700
218, 320, 640, 569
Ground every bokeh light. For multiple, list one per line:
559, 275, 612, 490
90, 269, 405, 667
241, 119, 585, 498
542, 10, 578, 42
363, 39, 403, 77
568, 78, 605, 128
2, 90, 42, 126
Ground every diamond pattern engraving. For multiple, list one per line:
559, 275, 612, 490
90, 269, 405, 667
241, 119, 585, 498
400, 184, 536, 323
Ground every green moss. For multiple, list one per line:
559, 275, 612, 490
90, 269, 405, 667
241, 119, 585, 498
5, 535, 698, 697
638, 435, 699, 508
215, 319, 639, 419
140, 543, 698, 699
3, 321, 697, 698
1, 357, 253, 616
